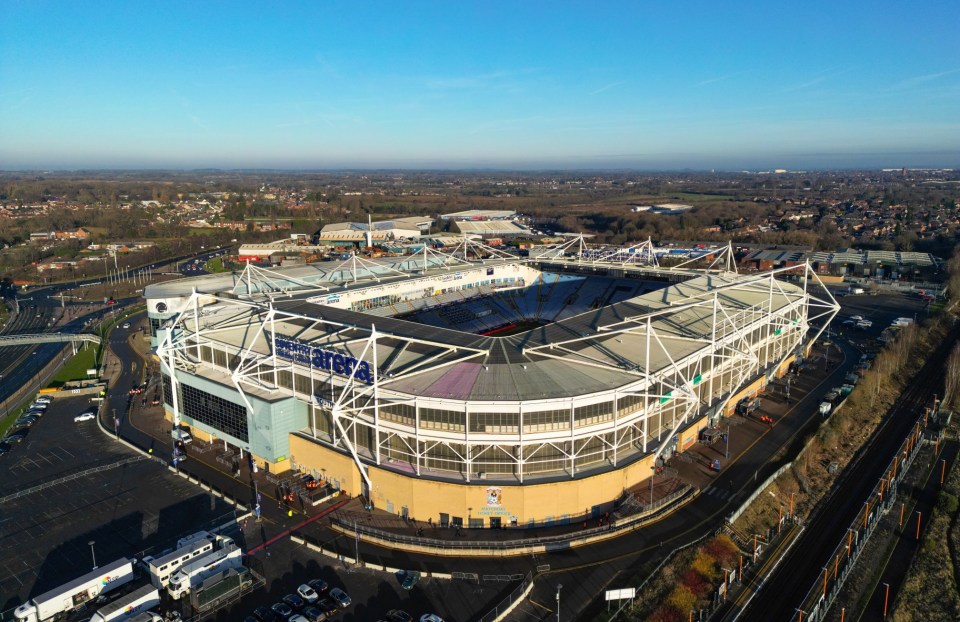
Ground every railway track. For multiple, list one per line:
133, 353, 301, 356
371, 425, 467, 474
741, 321, 960, 621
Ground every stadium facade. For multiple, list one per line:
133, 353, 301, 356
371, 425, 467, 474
147, 240, 838, 527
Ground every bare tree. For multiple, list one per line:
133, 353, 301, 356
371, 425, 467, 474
944, 343, 960, 411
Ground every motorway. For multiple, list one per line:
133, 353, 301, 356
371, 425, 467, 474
741, 320, 960, 620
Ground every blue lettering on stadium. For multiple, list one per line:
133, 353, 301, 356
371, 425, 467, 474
274, 338, 373, 384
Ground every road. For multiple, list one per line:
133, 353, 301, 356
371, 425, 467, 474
742, 321, 959, 620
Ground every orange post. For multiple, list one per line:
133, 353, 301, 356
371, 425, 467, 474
823, 567, 828, 598
740, 554, 743, 580
883, 582, 890, 618
935, 435, 939, 455
789, 492, 794, 518
834, 553, 839, 579
916, 511, 922, 540
847, 529, 852, 557
864, 502, 869, 529
690, 611, 693, 622
778, 505, 783, 533
840, 607, 845, 622
942, 459, 947, 485
899, 502, 905, 527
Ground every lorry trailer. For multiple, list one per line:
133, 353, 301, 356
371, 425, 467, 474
89, 584, 160, 622
13, 558, 134, 622
167, 539, 242, 600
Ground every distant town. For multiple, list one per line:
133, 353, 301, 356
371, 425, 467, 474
1, 169, 957, 286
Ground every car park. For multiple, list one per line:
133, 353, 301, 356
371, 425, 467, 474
297, 583, 319, 603
329, 588, 351, 608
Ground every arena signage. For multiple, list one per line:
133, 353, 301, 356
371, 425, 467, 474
274, 338, 373, 384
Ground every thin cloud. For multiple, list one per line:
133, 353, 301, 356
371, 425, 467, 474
691, 72, 745, 88
589, 81, 625, 95
886, 68, 960, 90
425, 69, 537, 90
781, 67, 855, 92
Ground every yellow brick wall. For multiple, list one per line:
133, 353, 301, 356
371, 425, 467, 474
289, 434, 658, 524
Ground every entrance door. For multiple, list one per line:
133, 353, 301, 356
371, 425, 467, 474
489, 517, 501, 529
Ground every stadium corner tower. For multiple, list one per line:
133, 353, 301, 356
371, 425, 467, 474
147, 243, 837, 528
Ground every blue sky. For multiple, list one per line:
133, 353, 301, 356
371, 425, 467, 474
1, 1, 958, 170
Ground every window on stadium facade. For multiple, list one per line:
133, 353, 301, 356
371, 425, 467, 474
179, 382, 250, 443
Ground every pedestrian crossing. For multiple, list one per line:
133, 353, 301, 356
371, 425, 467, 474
703, 485, 735, 500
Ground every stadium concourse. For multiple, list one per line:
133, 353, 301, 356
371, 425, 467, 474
145, 238, 839, 528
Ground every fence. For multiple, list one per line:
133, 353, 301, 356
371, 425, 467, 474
476, 572, 533, 622
0, 455, 147, 503
328, 485, 697, 556
789, 412, 929, 622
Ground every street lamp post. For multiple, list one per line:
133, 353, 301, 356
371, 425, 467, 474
556, 584, 562, 622
88, 540, 97, 570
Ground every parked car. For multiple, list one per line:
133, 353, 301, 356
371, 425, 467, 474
4, 430, 28, 444
289, 616, 308, 622
15, 415, 39, 427
307, 578, 329, 594
297, 584, 319, 603
75, 410, 97, 422
420, 616, 445, 622
253, 605, 278, 622
300, 606, 328, 622
35, 396, 52, 404
122, 322, 131, 329
385, 610, 413, 622
329, 588, 351, 608
316, 598, 338, 614
270, 602, 294, 620
823, 389, 840, 402
283, 593, 306, 610
400, 570, 421, 590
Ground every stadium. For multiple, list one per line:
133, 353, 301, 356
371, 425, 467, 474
147, 238, 838, 527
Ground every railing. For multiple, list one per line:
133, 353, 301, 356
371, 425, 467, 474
329, 484, 697, 554
476, 572, 533, 622
0, 455, 147, 503
789, 413, 929, 622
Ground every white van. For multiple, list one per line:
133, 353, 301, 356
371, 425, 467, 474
171, 429, 193, 444
891, 317, 914, 327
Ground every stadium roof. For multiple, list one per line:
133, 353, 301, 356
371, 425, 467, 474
176, 270, 806, 402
